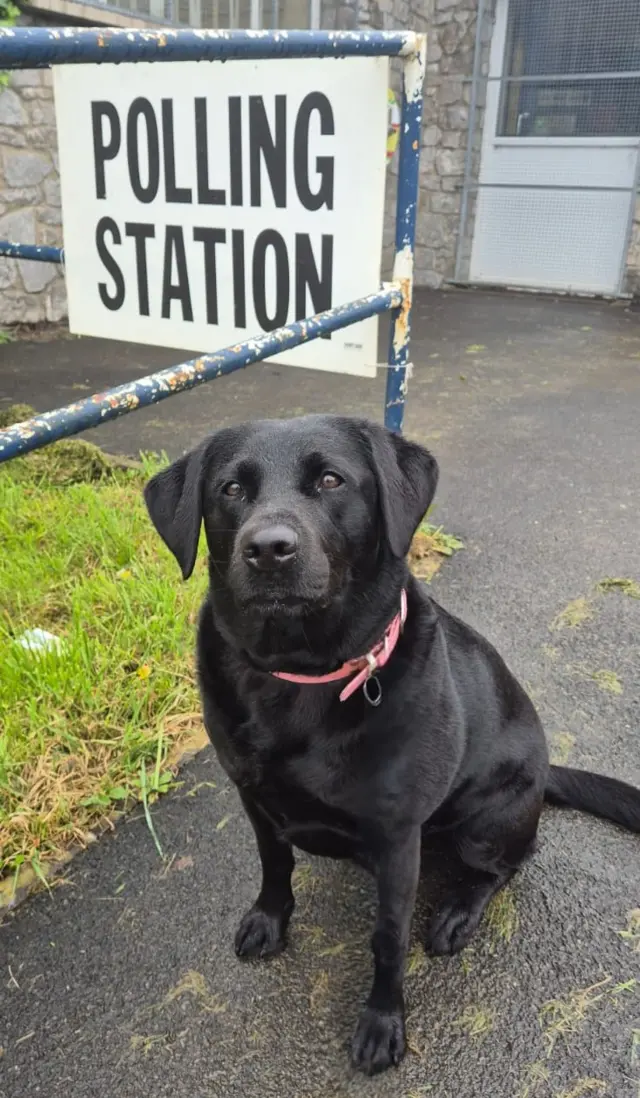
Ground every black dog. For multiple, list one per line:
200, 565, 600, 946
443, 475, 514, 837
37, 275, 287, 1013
145, 414, 640, 1076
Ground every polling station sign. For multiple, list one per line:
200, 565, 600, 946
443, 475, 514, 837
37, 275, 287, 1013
53, 58, 388, 377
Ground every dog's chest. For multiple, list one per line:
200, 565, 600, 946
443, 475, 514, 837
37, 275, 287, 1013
238, 721, 356, 811
227, 702, 375, 852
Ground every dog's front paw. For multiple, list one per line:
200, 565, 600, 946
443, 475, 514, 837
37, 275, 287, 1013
351, 1007, 406, 1075
234, 906, 287, 959
425, 893, 483, 955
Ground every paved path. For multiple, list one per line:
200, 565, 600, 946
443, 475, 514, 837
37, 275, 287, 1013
1, 290, 639, 1098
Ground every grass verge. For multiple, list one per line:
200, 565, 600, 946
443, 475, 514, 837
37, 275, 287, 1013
0, 411, 462, 897
0, 416, 207, 893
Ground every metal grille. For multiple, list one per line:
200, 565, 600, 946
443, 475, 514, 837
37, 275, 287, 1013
500, 79, 640, 139
504, 0, 640, 74
456, 0, 640, 296
499, 0, 640, 139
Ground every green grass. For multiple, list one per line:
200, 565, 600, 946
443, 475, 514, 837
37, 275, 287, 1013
538, 977, 612, 1055
0, 434, 207, 883
485, 885, 519, 947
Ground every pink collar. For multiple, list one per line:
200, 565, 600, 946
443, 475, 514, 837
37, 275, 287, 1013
271, 589, 408, 706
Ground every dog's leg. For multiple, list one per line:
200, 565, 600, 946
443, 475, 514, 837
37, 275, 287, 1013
234, 793, 295, 960
351, 827, 421, 1076
425, 796, 540, 956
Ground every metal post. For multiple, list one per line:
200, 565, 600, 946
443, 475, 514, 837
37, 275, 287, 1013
250, 0, 261, 29
617, 144, 640, 296
454, 0, 486, 283
384, 35, 426, 434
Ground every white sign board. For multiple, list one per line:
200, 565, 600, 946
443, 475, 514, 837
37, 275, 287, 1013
53, 58, 388, 377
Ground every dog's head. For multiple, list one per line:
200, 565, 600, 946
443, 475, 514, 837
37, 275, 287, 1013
144, 415, 438, 622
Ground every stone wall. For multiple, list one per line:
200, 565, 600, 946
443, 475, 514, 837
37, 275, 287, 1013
420, 0, 495, 286
0, 69, 65, 323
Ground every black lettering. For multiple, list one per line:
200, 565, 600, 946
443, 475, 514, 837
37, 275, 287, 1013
252, 229, 289, 331
193, 227, 226, 325
161, 226, 193, 322
295, 234, 333, 339
195, 99, 225, 205
294, 93, 334, 212
96, 216, 124, 311
91, 101, 121, 200
249, 96, 287, 207
162, 100, 192, 204
228, 97, 243, 207
127, 98, 160, 204
249, 96, 286, 208
125, 222, 155, 316
232, 229, 246, 328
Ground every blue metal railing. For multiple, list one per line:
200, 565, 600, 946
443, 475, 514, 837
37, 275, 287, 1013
0, 288, 401, 459
0, 242, 64, 264
0, 27, 418, 65
0, 27, 426, 461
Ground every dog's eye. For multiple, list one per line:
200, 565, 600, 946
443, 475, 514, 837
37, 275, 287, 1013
319, 471, 344, 491
222, 481, 243, 499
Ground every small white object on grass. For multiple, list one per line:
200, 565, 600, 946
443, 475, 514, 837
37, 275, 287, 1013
16, 628, 63, 655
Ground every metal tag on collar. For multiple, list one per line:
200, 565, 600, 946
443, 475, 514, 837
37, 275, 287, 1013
363, 674, 382, 707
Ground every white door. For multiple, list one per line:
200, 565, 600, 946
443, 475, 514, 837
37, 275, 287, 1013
470, 0, 640, 295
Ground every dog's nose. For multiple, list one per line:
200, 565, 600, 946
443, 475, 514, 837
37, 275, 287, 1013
242, 525, 299, 571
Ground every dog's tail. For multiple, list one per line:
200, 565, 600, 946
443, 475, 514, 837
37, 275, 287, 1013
545, 766, 640, 833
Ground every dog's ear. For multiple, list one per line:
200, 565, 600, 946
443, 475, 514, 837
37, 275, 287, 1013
359, 421, 439, 559
144, 444, 206, 580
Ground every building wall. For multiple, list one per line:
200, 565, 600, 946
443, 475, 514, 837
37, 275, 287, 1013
0, 1, 638, 326
0, 68, 66, 323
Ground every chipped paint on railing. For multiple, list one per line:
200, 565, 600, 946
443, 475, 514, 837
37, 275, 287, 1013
0, 27, 421, 67
384, 42, 426, 433
391, 273, 413, 361
0, 288, 402, 463
403, 34, 427, 102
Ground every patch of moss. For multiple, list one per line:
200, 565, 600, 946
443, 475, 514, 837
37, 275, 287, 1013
597, 577, 640, 600
549, 731, 576, 766
590, 670, 623, 696
551, 597, 594, 631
